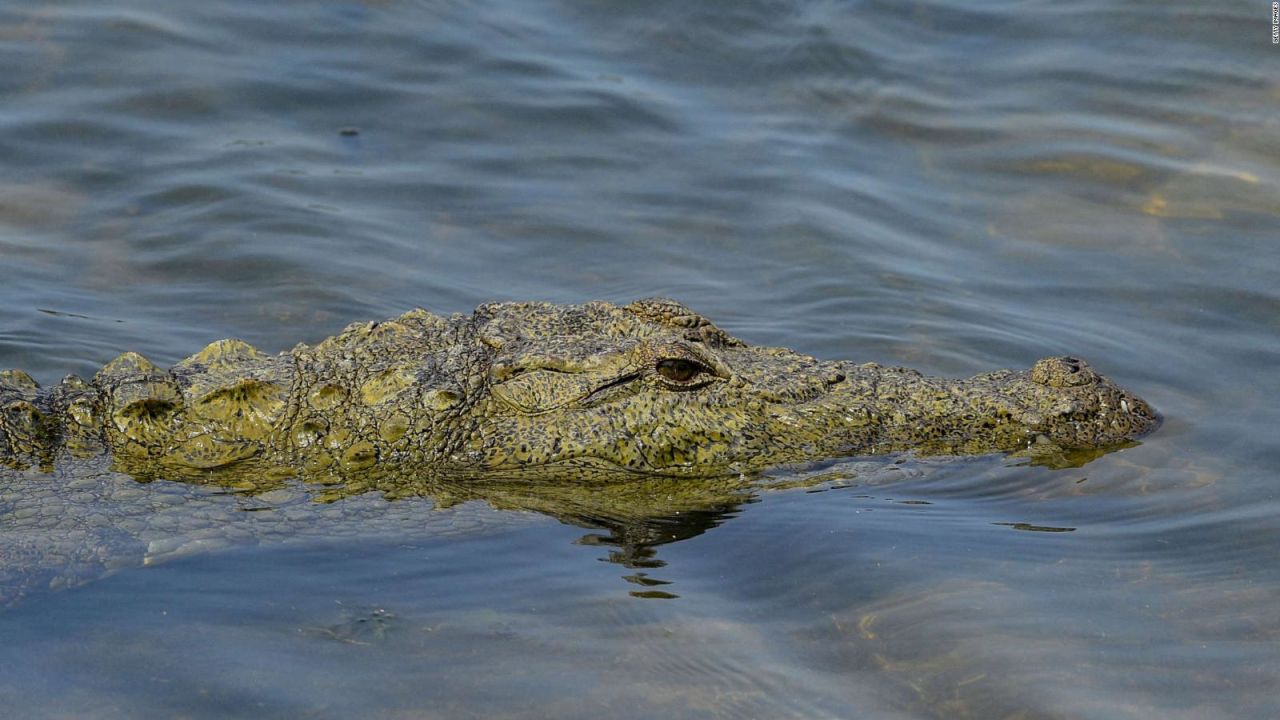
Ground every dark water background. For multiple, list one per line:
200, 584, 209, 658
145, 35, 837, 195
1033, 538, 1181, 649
1, 1, 1278, 717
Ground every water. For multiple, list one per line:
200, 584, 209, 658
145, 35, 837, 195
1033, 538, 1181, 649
1, 0, 1277, 717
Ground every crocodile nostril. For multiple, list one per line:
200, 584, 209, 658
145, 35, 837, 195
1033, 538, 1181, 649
1031, 356, 1098, 387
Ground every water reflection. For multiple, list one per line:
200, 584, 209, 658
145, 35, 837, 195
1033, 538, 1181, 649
0, 460, 775, 607
352, 468, 758, 598
5, 440, 985, 612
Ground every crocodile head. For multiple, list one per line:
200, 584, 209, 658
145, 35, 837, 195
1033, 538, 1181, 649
460, 298, 1160, 476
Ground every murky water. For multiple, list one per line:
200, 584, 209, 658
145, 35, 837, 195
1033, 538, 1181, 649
2, 1, 1277, 717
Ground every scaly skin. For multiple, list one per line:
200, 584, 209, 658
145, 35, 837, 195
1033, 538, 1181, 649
0, 298, 1159, 480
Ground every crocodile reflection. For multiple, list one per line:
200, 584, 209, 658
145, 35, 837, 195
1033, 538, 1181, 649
255, 466, 751, 588
366, 468, 750, 571
0, 464, 761, 607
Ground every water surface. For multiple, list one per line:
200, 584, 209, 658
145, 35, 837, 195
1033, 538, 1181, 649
2, 1, 1278, 718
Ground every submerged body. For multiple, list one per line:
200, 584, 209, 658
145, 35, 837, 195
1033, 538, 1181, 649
0, 298, 1159, 480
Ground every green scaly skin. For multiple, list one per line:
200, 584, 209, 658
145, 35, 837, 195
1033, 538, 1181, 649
0, 298, 1160, 481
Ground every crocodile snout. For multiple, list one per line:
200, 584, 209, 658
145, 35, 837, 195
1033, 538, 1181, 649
1027, 356, 1161, 446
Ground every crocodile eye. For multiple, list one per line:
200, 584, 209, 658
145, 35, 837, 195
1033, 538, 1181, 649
656, 358, 704, 384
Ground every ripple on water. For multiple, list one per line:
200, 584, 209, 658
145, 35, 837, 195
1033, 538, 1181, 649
1, 0, 1278, 716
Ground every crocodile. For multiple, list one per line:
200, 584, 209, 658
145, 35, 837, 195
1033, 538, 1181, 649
0, 298, 1160, 482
